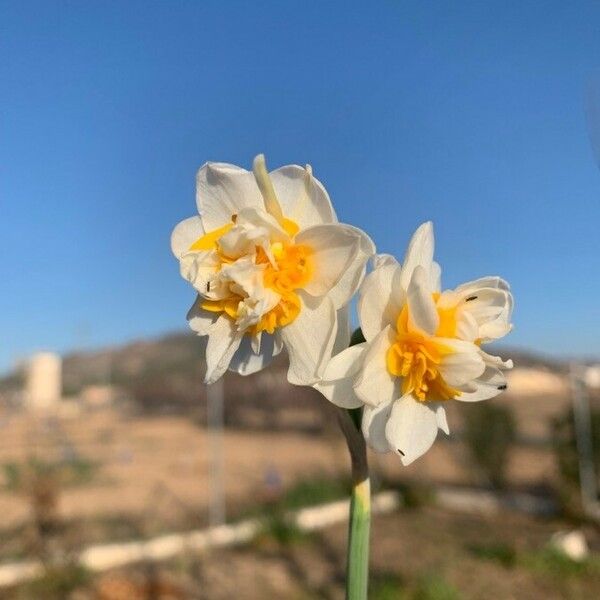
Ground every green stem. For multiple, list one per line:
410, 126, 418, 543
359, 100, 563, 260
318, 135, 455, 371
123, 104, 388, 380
337, 407, 371, 600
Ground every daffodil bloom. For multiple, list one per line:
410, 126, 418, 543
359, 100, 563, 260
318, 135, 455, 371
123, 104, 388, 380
317, 222, 513, 465
171, 155, 374, 385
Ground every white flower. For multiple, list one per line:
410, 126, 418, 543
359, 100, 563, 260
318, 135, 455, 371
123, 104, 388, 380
317, 222, 514, 465
171, 155, 374, 386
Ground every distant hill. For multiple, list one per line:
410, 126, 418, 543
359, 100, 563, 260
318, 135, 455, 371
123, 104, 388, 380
56, 334, 571, 395
47, 332, 333, 430
0, 330, 576, 429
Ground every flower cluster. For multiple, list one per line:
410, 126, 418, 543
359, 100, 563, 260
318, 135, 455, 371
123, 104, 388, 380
171, 155, 374, 385
317, 222, 513, 464
172, 156, 513, 464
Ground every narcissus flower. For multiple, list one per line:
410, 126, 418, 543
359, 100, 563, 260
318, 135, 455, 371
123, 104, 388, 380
317, 222, 513, 465
171, 155, 374, 386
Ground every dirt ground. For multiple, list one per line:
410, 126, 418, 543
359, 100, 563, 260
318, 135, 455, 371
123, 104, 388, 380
8, 506, 600, 600
0, 391, 598, 599
0, 405, 560, 532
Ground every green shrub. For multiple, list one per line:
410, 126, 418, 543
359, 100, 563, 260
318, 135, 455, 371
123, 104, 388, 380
281, 476, 349, 511
521, 547, 592, 577
468, 542, 517, 568
3, 462, 21, 490
2, 457, 99, 493
552, 407, 600, 487
370, 572, 405, 600
18, 564, 90, 599
551, 407, 600, 515
413, 575, 462, 600
463, 402, 516, 488
259, 513, 309, 546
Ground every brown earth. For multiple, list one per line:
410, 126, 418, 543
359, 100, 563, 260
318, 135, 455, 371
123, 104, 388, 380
9, 507, 600, 599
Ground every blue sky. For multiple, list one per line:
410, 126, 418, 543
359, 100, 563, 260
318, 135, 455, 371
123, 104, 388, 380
1, 1, 599, 372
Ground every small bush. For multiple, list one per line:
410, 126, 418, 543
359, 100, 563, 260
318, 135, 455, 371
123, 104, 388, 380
259, 513, 309, 546
2, 456, 98, 493
521, 547, 591, 577
280, 476, 349, 511
3, 462, 21, 490
18, 564, 90, 599
551, 407, 600, 515
552, 407, 600, 487
370, 572, 405, 600
398, 481, 435, 509
463, 402, 516, 488
468, 542, 517, 568
413, 575, 462, 600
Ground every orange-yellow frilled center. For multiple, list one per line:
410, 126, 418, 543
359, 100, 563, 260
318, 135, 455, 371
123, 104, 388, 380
386, 297, 462, 402
257, 243, 314, 294
188, 217, 312, 334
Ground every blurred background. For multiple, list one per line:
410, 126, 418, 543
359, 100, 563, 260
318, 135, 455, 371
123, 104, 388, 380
2, 1, 600, 598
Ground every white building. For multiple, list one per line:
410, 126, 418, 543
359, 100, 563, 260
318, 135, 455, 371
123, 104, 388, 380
584, 365, 600, 389
25, 352, 62, 410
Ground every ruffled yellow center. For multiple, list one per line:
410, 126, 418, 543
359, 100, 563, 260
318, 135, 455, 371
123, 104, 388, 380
386, 297, 462, 402
190, 217, 312, 334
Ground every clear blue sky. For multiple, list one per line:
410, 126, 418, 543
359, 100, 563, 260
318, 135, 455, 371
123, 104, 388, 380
2, 1, 599, 372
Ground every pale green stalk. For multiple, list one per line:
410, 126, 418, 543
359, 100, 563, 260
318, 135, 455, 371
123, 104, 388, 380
337, 407, 371, 600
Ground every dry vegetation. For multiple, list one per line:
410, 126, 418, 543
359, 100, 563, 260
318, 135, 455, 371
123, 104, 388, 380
0, 332, 599, 598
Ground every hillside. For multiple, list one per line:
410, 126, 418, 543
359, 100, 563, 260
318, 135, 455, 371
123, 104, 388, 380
0, 331, 580, 431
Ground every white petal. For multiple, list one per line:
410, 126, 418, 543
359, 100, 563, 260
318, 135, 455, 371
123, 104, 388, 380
455, 310, 479, 342
479, 349, 513, 370
186, 296, 218, 335
430, 261, 442, 292
479, 291, 514, 342
455, 276, 510, 294
437, 284, 513, 343
281, 293, 337, 385
362, 399, 394, 453
455, 286, 513, 342
385, 395, 440, 466
332, 307, 351, 356
269, 165, 337, 228
461, 288, 510, 324
353, 325, 399, 407
218, 207, 288, 258
205, 315, 244, 384
180, 250, 220, 294
407, 265, 439, 336
321, 343, 366, 380
314, 344, 366, 409
196, 162, 264, 231
229, 332, 280, 376
295, 224, 361, 300
435, 403, 450, 434
399, 221, 435, 291
171, 216, 205, 258
325, 225, 375, 309
358, 257, 404, 342
273, 332, 284, 355
479, 318, 513, 342
251, 331, 262, 353
372, 253, 398, 268
436, 338, 486, 387
455, 366, 508, 402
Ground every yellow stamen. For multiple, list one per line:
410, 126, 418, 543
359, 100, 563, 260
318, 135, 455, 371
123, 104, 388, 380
189, 222, 233, 251
251, 242, 313, 332
432, 292, 459, 338
201, 298, 239, 320
281, 217, 300, 237
386, 300, 462, 402
193, 215, 311, 334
